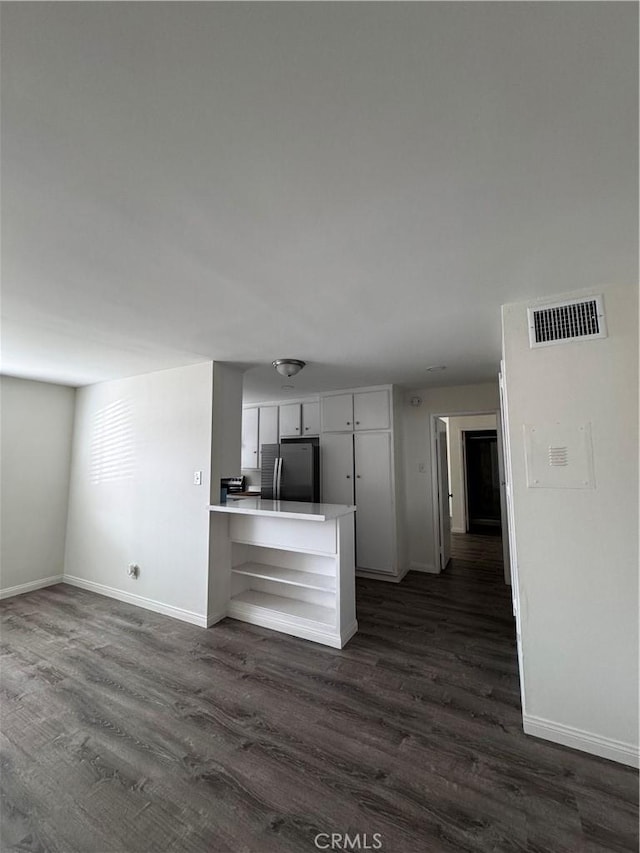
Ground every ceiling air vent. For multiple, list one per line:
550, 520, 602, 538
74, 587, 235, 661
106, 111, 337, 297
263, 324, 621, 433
528, 296, 607, 348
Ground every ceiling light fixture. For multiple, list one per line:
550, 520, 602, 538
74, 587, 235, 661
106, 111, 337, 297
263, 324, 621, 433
272, 359, 306, 378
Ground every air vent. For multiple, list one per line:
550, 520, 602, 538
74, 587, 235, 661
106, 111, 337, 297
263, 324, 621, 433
548, 446, 568, 467
528, 296, 607, 348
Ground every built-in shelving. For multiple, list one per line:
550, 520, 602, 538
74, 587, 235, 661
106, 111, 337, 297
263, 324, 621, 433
232, 562, 336, 592
210, 500, 356, 648
228, 590, 335, 626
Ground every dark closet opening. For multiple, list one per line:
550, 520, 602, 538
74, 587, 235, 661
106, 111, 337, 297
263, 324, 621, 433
464, 430, 501, 535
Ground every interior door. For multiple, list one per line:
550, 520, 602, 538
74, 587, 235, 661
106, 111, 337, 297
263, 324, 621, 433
320, 433, 354, 505
354, 432, 394, 573
436, 418, 452, 570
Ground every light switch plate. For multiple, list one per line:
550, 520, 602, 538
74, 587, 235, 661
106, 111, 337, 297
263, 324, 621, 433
524, 422, 594, 489
193, 470, 202, 486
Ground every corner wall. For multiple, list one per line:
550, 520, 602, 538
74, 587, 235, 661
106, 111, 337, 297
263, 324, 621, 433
1, 376, 76, 597
502, 283, 638, 765
64, 362, 214, 625
402, 383, 499, 572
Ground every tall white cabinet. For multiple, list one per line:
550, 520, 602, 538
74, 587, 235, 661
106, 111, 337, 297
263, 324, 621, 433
320, 386, 405, 579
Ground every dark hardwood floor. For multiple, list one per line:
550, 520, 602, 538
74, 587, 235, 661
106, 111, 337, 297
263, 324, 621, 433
1, 538, 637, 852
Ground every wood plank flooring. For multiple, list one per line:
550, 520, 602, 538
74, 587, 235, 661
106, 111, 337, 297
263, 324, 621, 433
1, 538, 637, 852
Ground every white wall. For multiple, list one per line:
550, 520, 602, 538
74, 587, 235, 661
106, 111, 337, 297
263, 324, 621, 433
64, 362, 215, 625
502, 283, 638, 765
1, 376, 76, 596
447, 414, 497, 532
208, 364, 243, 621
211, 363, 243, 500
402, 383, 499, 571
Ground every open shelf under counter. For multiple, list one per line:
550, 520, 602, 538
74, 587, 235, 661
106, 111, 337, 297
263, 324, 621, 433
209, 498, 357, 648
232, 562, 336, 592
229, 590, 335, 627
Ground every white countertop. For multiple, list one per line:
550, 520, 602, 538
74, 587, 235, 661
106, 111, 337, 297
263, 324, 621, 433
209, 498, 356, 522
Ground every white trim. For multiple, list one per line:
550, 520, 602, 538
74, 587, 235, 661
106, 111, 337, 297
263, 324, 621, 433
0, 574, 63, 600
523, 713, 639, 768
355, 568, 403, 583
451, 527, 466, 534
63, 575, 208, 628
409, 561, 439, 574
207, 609, 227, 627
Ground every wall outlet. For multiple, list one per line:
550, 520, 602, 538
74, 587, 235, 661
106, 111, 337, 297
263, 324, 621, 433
127, 563, 140, 579
193, 470, 202, 486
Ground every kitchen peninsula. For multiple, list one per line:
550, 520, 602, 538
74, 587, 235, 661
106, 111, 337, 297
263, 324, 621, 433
209, 499, 357, 648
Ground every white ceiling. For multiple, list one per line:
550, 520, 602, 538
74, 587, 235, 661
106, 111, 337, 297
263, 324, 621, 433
2, 3, 637, 402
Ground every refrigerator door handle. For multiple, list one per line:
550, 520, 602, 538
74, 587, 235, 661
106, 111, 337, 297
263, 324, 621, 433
276, 457, 283, 500
272, 457, 279, 499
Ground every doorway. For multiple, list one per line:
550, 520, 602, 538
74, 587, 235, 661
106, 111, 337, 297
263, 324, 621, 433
431, 411, 511, 584
464, 430, 501, 535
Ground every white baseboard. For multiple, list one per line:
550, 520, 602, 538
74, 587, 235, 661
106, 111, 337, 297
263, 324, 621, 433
451, 527, 466, 534
340, 620, 359, 647
355, 568, 402, 583
409, 561, 439, 574
207, 610, 227, 627
0, 575, 63, 600
523, 713, 639, 768
63, 575, 208, 628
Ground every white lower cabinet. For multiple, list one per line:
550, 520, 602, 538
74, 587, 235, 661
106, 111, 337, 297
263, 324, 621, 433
353, 432, 395, 573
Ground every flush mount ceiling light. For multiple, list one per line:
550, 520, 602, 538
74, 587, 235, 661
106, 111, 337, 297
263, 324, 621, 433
425, 365, 447, 372
272, 359, 306, 378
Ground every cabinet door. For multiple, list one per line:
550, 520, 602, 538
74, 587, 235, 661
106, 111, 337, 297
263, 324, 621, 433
354, 432, 394, 572
279, 403, 301, 437
321, 433, 354, 506
241, 407, 259, 469
302, 401, 320, 436
258, 406, 279, 468
354, 390, 390, 431
321, 394, 354, 432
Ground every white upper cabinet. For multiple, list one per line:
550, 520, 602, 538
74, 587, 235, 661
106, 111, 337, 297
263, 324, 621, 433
241, 407, 259, 469
302, 401, 320, 436
279, 403, 302, 437
353, 389, 390, 430
322, 389, 390, 432
258, 406, 278, 467
321, 394, 354, 432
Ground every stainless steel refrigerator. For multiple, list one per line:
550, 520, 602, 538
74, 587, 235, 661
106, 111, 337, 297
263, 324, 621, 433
260, 441, 320, 502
